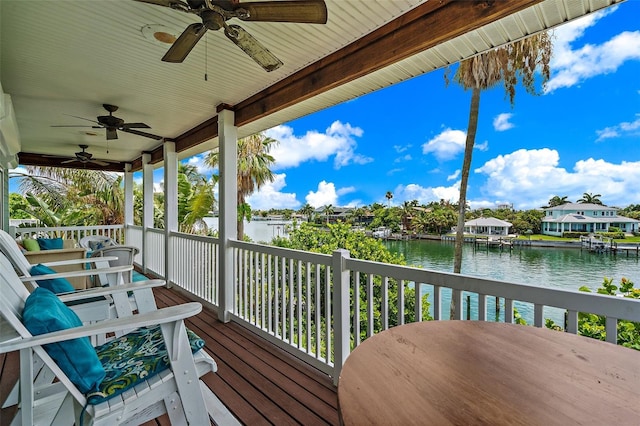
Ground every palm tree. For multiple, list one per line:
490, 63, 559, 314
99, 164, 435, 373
385, 191, 393, 208
448, 32, 552, 276
578, 192, 603, 205
547, 195, 570, 207
13, 167, 124, 225
205, 132, 278, 240
322, 204, 334, 225
401, 201, 414, 233
299, 203, 315, 223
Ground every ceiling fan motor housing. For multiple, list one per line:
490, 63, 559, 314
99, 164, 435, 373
97, 115, 125, 127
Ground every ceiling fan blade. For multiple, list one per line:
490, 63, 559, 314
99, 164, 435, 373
134, 0, 189, 8
224, 24, 283, 72
121, 122, 151, 129
90, 159, 111, 167
121, 128, 164, 140
106, 128, 118, 140
237, 1, 327, 24
61, 159, 76, 164
162, 23, 208, 63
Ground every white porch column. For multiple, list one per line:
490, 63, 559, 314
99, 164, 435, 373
1, 165, 7, 232
218, 106, 237, 323
164, 140, 178, 287
142, 153, 154, 274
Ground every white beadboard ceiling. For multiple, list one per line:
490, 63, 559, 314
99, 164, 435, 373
0, 0, 622, 168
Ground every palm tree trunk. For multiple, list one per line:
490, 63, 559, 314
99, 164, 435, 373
452, 86, 481, 317
237, 194, 245, 240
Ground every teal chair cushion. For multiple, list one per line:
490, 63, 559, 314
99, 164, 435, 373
30, 263, 76, 294
22, 287, 105, 394
88, 325, 205, 404
37, 237, 64, 250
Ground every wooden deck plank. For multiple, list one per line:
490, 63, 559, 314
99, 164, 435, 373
1, 286, 338, 426
155, 287, 338, 425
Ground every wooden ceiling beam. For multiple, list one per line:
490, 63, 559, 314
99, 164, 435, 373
17, 152, 126, 172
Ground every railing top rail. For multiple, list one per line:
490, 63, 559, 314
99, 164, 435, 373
170, 230, 219, 244
230, 239, 331, 265
345, 256, 640, 323
147, 228, 164, 235
14, 224, 124, 232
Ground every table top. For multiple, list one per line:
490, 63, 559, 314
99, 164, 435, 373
338, 321, 640, 425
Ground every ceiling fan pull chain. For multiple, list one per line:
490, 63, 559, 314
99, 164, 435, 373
204, 33, 208, 81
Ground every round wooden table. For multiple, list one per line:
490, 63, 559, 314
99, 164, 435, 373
338, 321, 640, 425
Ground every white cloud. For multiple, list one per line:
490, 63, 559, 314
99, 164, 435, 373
447, 169, 461, 181
394, 144, 412, 153
266, 121, 372, 170
393, 182, 460, 205
246, 173, 300, 210
474, 148, 640, 209
475, 141, 489, 151
596, 114, 640, 141
493, 113, 514, 131
546, 6, 640, 92
421, 128, 466, 161
394, 154, 412, 163
185, 154, 213, 175
305, 180, 354, 208
9, 166, 28, 175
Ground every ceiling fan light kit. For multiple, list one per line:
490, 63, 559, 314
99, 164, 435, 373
137, 0, 328, 71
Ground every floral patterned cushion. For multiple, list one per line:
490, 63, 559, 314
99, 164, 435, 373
87, 325, 205, 404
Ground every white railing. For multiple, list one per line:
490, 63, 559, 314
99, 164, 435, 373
12, 224, 125, 243
230, 240, 334, 375
125, 225, 143, 265
226, 240, 640, 382
169, 231, 219, 304
145, 228, 165, 277
17, 226, 638, 383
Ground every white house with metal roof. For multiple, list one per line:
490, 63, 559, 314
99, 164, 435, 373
464, 218, 513, 236
541, 203, 639, 236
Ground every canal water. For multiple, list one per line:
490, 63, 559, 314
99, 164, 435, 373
384, 239, 640, 324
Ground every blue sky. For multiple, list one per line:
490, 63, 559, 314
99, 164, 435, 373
13, 2, 640, 212
228, 1, 640, 211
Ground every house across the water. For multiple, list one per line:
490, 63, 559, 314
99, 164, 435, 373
464, 218, 513, 236
541, 203, 639, 236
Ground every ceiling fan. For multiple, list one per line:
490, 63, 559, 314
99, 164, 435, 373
136, 0, 328, 71
52, 104, 163, 141
44, 145, 118, 167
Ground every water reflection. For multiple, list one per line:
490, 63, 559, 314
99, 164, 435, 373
385, 239, 640, 324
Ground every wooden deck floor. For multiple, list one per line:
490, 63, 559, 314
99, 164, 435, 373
0, 286, 339, 426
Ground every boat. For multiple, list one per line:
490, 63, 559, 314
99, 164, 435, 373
372, 227, 391, 239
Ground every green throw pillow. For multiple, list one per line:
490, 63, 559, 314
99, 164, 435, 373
22, 287, 105, 394
30, 264, 76, 294
22, 238, 41, 252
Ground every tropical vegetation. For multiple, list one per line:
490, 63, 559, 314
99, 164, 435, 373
272, 222, 431, 343
545, 277, 640, 350
205, 132, 278, 240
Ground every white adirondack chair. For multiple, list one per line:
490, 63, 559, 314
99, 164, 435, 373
0, 229, 157, 321
89, 244, 140, 284
78, 235, 118, 250
0, 252, 229, 426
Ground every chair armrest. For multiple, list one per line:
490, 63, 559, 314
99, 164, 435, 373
20, 265, 132, 282
56, 279, 166, 303
41, 256, 119, 268
0, 302, 203, 354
